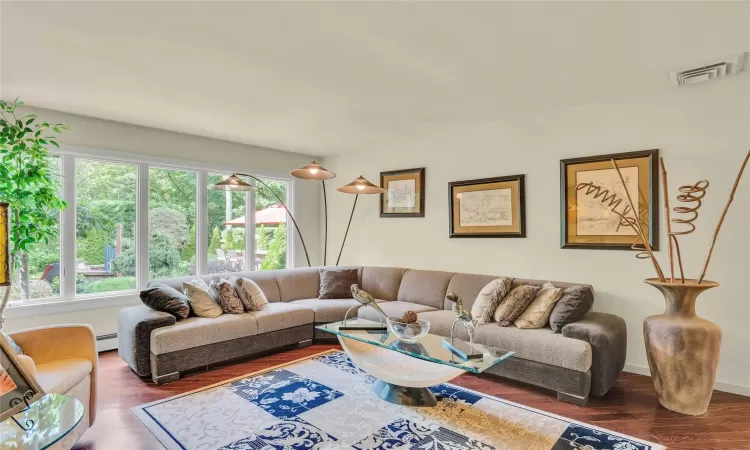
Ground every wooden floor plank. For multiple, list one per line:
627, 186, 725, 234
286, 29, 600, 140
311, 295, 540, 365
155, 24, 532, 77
72, 346, 750, 450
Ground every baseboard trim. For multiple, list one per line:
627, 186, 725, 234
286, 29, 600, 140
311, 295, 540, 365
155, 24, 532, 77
624, 363, 750, 397
96, 333, 118, 352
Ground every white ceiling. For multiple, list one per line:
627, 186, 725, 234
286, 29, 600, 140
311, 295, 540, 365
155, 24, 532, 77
1, 1, 748, 156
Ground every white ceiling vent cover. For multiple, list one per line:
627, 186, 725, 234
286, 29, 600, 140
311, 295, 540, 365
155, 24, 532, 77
669, 52, 748, 86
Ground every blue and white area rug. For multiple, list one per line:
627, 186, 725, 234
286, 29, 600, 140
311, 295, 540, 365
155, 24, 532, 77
133, 350, 664, 450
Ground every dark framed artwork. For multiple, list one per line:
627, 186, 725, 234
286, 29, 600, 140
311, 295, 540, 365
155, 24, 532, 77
380, 167, 425, 217
560, 149, 659, 250
449, 174, 526, 238
0, 336, 45, 423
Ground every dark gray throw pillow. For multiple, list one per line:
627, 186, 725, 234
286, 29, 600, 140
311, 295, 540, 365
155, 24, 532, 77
140, 283, 190, 319
549, 285, 594, 332
319, 268, 359, 299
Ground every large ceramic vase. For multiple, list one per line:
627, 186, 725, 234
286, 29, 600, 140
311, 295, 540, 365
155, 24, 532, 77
643, 278, 721, 416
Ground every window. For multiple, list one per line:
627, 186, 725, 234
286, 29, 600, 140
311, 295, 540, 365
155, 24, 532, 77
75, 159, 137, 294
206, 174, 247, 274
254, 178, 289, 271
149, 168, 197, 279
8, 156, 62, 303
6, 148, 297, 306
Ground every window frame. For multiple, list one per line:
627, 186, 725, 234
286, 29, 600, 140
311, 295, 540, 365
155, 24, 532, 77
6, 144, 297, 310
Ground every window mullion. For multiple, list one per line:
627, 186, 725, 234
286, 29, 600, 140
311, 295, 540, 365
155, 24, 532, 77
196, 171, 208, 275
246, 180, 256, 271
61, 154, 77, 299
135, 163, 149, 288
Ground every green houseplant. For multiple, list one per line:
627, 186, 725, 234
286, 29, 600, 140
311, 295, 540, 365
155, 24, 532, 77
0, 98, 68, 323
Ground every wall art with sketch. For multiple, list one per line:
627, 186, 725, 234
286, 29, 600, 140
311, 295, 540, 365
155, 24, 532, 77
449, 174, 526, 238
560, 149, 659, 250
380, 167, 425, 217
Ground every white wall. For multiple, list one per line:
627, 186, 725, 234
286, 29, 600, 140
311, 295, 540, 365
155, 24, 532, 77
5, 107, 322, 337
322, 75, 750, 395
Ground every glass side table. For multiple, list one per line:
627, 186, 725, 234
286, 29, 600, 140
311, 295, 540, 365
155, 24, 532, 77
0, 394, 84, 450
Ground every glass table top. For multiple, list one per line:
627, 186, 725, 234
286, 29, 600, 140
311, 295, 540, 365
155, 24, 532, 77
0, 393, 84, 450
317, 319, 514, 374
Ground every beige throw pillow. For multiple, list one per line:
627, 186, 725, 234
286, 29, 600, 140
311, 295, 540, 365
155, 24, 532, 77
183, 279, 223, 318
210, 278, 245, 314
230, 277, 269, 311
514, 282, 563, 329
493, 284, 542, 326
471, 277, 513, 325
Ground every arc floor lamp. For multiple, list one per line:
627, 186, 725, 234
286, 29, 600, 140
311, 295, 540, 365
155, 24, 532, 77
210, 164, 384, 267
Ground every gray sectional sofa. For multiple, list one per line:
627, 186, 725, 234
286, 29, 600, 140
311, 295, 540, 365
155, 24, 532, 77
118, 266, 627, 405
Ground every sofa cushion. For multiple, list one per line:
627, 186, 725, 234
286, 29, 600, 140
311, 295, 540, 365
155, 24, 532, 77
418, 310, 592, 372
472, 277, 513, 325
549, 285, 595, 333
292, 298, 387, 323
444, 273, 500, 311
361, 267, 407, 301
209, 278, 245, 314
183, 279, 223, 318
397, 269, 455, 309
273, 267, 322, 301
151, 313, 258, 355
358, 301, 437, 322
248, 302, 314, 334
493, 284, 541, 326
319, 268, 359, 299
230, 276, 270, 311
35, 358, 93, 395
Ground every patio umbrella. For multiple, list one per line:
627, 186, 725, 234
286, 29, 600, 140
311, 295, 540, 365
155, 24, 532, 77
223, 205, 287, 226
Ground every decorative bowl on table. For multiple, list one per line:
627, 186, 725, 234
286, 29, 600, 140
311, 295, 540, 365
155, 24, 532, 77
386, 317, 430, 344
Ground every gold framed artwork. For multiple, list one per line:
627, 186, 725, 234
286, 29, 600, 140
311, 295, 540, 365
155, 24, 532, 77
380, 168, 425, 218
449, 175, 526, 238
560, 149, 659, 250
1, 335, 45, 423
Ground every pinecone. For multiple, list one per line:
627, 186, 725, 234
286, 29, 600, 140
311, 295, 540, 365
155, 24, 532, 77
400, 310, 418, 324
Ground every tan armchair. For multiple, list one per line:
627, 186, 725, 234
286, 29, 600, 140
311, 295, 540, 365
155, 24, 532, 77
10, 324, 99, 429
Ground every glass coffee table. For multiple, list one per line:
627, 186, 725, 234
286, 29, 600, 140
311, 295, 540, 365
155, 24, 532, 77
317, 319, 514, 407
0, 393, 84, 450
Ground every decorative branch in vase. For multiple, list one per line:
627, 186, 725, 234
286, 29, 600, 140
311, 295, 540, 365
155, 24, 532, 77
576, 150, 750, 416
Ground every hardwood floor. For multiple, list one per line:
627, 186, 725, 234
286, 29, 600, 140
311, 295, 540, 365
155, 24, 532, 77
75, 346, 750, 450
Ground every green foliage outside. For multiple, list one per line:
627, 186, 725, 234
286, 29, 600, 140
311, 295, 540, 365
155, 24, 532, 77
208, 227, 221, 256
77, 229, 112, 266
150, 207, 188, 251
181, 224, 196, 261
111, 233, 180, 279
80, 276, 136, 294
261, 224, 286, 270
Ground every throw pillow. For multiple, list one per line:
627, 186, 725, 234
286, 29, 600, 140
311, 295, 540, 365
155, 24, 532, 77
471, 277, 513, 325
183, 279, 223, 318
493, 284, 542, 326
319, 268, 359, 299
229, 276, 269, 311
209, 278, 245, 314
549, 285, 594, 332
1, 331, 23, 355
140, 283, 190, 319
514, 282, 563, 329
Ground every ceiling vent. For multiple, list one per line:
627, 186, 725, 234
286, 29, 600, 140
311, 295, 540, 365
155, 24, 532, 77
669, 52, 748, 86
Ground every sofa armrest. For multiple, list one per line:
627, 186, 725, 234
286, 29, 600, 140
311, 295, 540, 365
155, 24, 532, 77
562, 312, 627, 396
10, 324, 98, 424
118, 305, 176, 377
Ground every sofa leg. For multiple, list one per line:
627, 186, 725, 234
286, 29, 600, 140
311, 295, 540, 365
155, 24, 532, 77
298, 339, 313, 348
557, 391, 588, 406
152, 372, 180, 385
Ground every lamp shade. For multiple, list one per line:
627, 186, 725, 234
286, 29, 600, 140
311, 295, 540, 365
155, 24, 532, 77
209, 174, 257, 192
290, 161, 337, 180
0, 202, 9, 286
337, 176, 385, 195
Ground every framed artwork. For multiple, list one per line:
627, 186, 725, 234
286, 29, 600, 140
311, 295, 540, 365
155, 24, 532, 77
560, 149, 659, 250
0, 336, 44, 423
380, 168, 425, 217
449, 174, 526, 238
